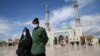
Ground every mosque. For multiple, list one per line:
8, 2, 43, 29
2, 0, 82, 47
45, 0, 82, 46
2, 0, 99, 47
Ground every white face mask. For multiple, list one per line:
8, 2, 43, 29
32, 24, 38, 28
23, 31, 26, 36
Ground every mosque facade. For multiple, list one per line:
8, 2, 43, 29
45, 0, 82, 46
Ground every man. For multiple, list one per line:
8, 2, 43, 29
31, 18, 48, 56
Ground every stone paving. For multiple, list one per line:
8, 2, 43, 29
46, 45, 100, 56
0, 45, 100, 56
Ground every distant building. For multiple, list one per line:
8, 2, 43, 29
0, 38, 20, 47
92, 38, 98, 44
0, 41, 7, 47
14, 39, 20, 46
84, 35, 99, 45
8, 39, 14, 46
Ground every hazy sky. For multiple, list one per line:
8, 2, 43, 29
0, 0, 100, 40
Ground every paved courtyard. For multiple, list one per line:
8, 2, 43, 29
0, 45, 100, 56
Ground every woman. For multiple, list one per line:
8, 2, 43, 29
16, 27, 32, 56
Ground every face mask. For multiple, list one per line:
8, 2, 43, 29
23, 31, 26, 36
32, 24, 38, 28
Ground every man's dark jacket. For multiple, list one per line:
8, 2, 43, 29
31, 27, 48, 55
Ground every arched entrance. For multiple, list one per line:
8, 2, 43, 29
65, 36, 69, 44
54, 37, 57, 45
58, 35, 65, 46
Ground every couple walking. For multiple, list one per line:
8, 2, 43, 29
16, 18, 49, 56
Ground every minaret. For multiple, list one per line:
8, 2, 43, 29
73, 0, 81, 27
45, 4, 50, 31
73, 0, 82, 37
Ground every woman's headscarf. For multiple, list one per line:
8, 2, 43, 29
18, 27, 32, 48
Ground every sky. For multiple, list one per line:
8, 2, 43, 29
0, 0, 100, 40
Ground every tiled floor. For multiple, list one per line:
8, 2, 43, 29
0, 45, 100, 56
